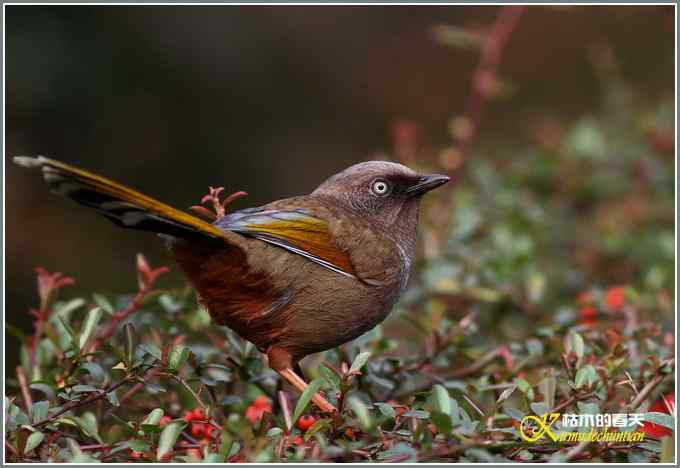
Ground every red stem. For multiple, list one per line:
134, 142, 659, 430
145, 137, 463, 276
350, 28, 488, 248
453, 5, 526, 176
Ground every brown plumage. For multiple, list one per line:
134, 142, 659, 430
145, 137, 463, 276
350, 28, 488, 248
14, 156, 449, 412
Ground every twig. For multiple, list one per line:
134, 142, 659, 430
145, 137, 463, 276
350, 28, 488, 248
160, 372, 207, 410
5, 439, 19, 459
87, 288, 148, 353
551, 391, 597, 414
626, 358, 674, 411
27, 316, 46, 376
402, 311, 478, 374
278, 391, 293, 432
450, 5, 527, 174
87, 255, 168, 354
562, 441, 589, 462
34, 376, 135, 428
103, 365, 162, 419
158, 372, 223, 432
16, 366, 33, 413
395, 346, 506, 398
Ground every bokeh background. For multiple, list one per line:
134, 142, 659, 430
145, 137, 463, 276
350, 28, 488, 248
5, 5, 675, 375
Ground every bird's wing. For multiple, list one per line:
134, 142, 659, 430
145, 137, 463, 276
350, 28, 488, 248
218, 209, 357, 278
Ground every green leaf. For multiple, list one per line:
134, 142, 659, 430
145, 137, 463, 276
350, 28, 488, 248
303, 417, 332, 441
106, 390, 120, 407
319, 364, 341, 390
168, 345, 191, 373
57, 314, 77, 349
644, 412, 675, 430
30, 401, 49, 424
538, 376, 557, 410
349, 351, 372, 374
504, 406, 525, 421
530, 402, 549, 416
496, 385, 516, 404
375, 402, 396, 419
515, 378, 535, 401
430, 410, 452, 435
78, 307, 103, 350
123, 324, 137, 369
347, 396, 372, 430
127, 439, 150, 452
431, 384, 451, 415
80, 363, 106, 383
142, 408, 165, 426
139, 344, 162, 361
570, 332, 585, 360
574, 364, 598, 388
402, 410, 430, 419
25, 431, 44, 454
526, 338, 544, 357
577, 401, 600, 416
144, 383, 167, 394
266, 427, 284, 439
29, 382, 55, 401
92, 294, 114, 314
79, 412, 103, 443
292, 378, 324, 423
58, 413, 103, 443
376, 442, 417, 462
157, 421, 185, 461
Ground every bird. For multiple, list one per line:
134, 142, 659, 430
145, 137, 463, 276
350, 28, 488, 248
13, 156, 449, 413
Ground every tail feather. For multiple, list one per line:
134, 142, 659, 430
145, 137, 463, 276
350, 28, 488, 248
13, 156, 240, 244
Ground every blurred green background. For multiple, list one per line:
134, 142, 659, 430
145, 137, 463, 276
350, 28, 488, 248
5, 5, 675, 373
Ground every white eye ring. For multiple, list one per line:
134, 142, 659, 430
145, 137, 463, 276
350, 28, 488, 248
370, 179, 390, 196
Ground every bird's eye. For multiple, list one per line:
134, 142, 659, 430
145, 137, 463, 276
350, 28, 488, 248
370, 179, 391, 196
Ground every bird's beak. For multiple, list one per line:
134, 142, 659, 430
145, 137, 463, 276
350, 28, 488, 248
406, 174, 451, 196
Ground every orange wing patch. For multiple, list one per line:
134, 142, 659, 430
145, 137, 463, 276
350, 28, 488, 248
221, 210, 356, 278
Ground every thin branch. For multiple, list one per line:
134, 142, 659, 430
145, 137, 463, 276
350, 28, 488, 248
278, 391, 293, 432
160, 372, 207, 410
395, 346, 507, 398
551, 391, 597, 414
562, 441, 590, 462
34, 376, 136, 428
16, 366, 33, 413
451, 5, 527, 172
626, 358, 674, 411
87, 288, 149, 353
5, 439, 19, 459
103, 365, 162, 419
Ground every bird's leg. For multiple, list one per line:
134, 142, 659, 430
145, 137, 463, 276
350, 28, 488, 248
267, 346, 336, 414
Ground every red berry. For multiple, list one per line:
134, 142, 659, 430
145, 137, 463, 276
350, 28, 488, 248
253, 395, 271, 408
190, 422, 204, 437
245, 396, 272, 423
297, 415, 316, 431
578, 305, 598, 328
605, 286, 625, 312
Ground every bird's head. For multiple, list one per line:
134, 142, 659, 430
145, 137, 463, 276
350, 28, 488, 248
312, 161, 450, 228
